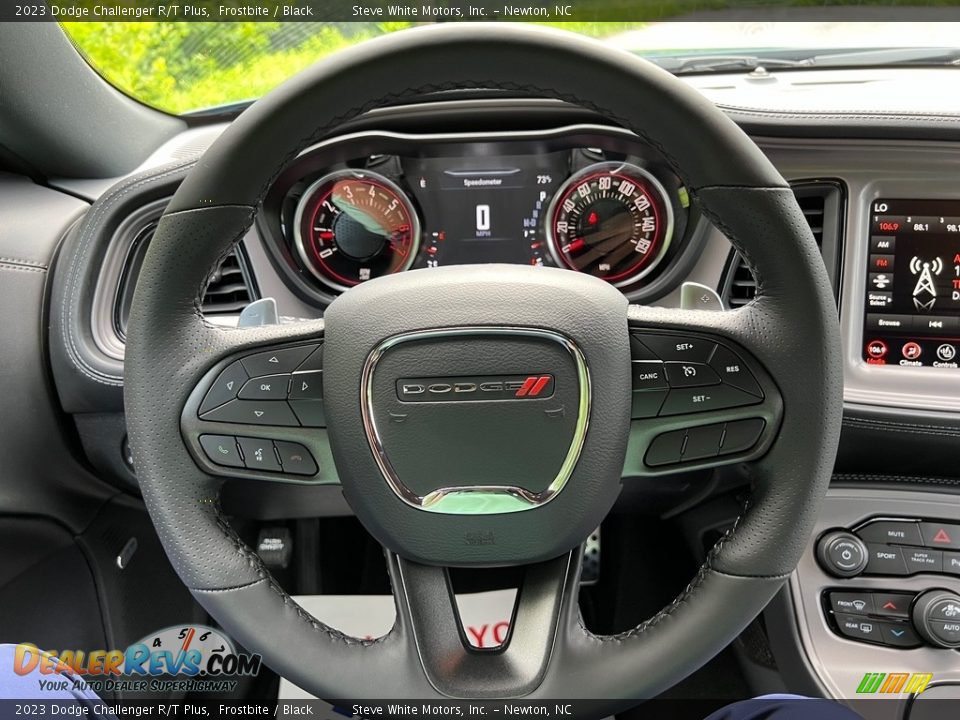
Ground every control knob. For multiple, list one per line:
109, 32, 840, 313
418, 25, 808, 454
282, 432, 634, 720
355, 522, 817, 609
816, 530, 869, 578
913, 590, 960, 648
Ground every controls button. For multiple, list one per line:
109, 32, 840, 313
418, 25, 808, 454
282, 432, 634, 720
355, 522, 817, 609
635, 334, 716, 363
901, 341, 922, 361
289, 399, 327, 428
929, 620, 960, 645
199, 435, 243, 468
274, 441, 319, 476
631, 361, 668, 391
943, 551, 960, 576
659, 385, 761, 416
920, 522, 960, 550
237, 437, 282, 472
937, 343, 957, 362
835, 613, 882, 644
238, 374, 290, 400
708, 345, 762, 397
817, 531, 869, 578
829, 592, 873, 616
682, 424, 724, 461
865, 543, 908, 576
904, 547, 943, 574
870, 254, 895, 272
856, 520, 922, 547
644, 430, 686, 467
664, 362, 721, 389
870, 236, 896, 253
200, 399, 300, 427
880, 622, 922, 648
719, 419, 766, 455
295, 344, 324, 373
241, 345, 317, 378
914, 316, 957, 334
929, 597, 960, 622
289, 371, 324, 400
868, 273, 892, 290
629, 335, 660, 361
865, 339, 888, 360
866, 292, 894, 309
871, 593, 913, 619
865, 313, 911, 331
631, 389, 667, 419
199, 361, 248, 415
913, 590, 960, 648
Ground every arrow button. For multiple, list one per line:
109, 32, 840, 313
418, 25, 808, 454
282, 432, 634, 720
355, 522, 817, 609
289, 370, 324, 400
199, 399, 299, 427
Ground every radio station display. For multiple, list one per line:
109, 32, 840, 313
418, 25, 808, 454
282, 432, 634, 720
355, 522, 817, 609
863, 198, 960, 368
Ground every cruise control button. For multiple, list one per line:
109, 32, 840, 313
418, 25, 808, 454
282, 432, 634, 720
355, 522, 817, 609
237, 437, 282, 472
920, 522, 960, 550
199, 435, 243, 468
631, 389, 667, 419
289, 399, 326, 428
274, 441, 318, 476
631, 361, 668, 391
659, 385, 761, 416
644, 430, 686, 467
664, 362, 721, 388
856, 520, 923, 547
865, 543, 908, 576
242, 345, 317, 377
199, 361, 248, 415
720, 419, 766, 455
835, 613, 882, 643
880, 622, 922, 648
682, 424, 723, 461
708, 345, 763, 397
830, 592, 873, 616
871, 593, 912, 618
200, 399, 300, 427
289, 371, 324, 400
904, 547, 943, 574
238, 374, 290, 400
636, 334, 715, 363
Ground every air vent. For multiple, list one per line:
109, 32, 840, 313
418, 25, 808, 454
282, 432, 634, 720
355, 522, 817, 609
721, 180, 845, 308
114, 221, 256, 339
202, 252, 254, 313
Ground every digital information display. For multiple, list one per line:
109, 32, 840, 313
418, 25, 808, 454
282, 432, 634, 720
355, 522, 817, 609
863, 198, 960, 368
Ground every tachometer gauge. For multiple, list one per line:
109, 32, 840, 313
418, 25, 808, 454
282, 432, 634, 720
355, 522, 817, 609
293, 170, 420, 292
546, 162, 673, 286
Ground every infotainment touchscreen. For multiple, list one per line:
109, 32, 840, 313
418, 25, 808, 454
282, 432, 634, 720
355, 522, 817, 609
863, 199, 960, 368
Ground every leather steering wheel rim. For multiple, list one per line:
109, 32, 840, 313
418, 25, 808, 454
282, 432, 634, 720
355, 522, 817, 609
124, 23, 842, 708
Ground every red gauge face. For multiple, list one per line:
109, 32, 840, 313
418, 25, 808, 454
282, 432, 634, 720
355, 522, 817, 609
294, 171, 420, 292
547, 162, 673, 287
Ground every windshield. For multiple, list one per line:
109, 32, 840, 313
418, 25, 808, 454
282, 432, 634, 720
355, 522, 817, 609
62, 20, 960, 115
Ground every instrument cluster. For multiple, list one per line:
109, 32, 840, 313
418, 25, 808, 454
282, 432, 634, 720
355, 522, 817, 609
258, 126, 701, 305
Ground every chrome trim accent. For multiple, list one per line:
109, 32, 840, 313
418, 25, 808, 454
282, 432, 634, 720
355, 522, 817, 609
292, 169, 421, 294
544, 161, 675, 288
360, 327, 591, 515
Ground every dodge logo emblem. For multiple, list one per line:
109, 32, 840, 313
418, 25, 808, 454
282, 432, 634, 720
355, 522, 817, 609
396, 374, 555, 402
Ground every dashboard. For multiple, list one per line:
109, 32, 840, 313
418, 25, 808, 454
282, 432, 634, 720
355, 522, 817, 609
256, 127, 697, 305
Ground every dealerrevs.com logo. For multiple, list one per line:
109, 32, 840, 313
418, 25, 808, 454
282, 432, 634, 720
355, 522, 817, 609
14, 625, 261, 694
856, 672, 932, 695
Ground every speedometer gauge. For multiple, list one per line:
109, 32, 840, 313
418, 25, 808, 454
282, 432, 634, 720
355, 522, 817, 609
293, 170, 420, 292
546, 162, 673, 286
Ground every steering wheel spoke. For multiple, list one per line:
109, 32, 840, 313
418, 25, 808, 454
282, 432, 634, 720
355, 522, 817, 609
180, 333, 337, 485
388, 550, 580, 698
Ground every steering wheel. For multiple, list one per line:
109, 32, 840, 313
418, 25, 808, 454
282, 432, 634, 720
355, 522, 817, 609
124, 24, 842, 708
